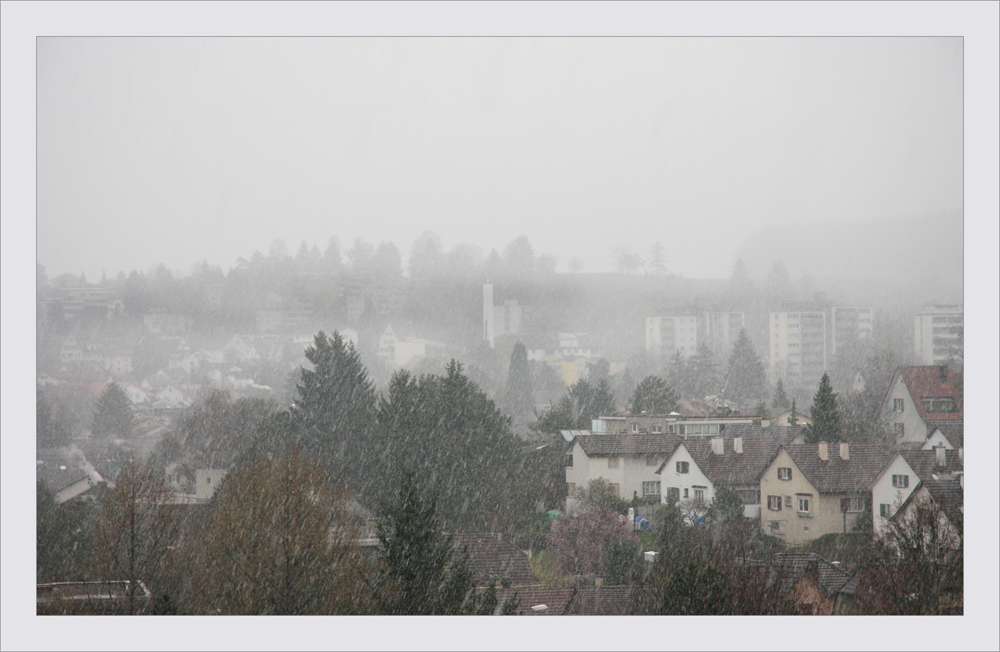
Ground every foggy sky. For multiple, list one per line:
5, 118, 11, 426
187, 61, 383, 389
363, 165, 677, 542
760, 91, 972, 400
38, 37, 962, 280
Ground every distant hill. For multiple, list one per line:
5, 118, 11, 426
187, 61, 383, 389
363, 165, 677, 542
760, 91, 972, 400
734, 210, 963, 299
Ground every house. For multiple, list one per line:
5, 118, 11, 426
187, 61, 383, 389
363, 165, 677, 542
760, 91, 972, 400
769, 553, 856, 615
921, 422, 963, 450
871, 447, 963, 533
769, 409, 814, 428
760, 443, 891, 545
657, 437, 779, 518
450, 533, 538, 588
913, 305, 963, 365
36, 447, 105, 504
882, 366, 962, 448
591, 414, 756, 437
492, 587, 577, 615
195, 469, 228, 501
565, 434, 680, 510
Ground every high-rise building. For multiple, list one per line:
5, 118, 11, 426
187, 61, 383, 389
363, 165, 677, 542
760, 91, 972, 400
769, 311, 828, 390
646, 315, 699, 358
914, 305, 963, 365
702, 311, 746, 358
483, 284, 523, 349
831, 306, 874, 355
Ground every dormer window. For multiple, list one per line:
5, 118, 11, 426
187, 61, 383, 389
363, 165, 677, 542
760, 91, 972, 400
921, 397, 957, 414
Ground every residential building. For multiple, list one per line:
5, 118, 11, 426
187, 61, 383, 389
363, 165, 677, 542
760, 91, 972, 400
701, 311, 746, 359
871, 447, 963, 534
922, 422, 963, 450
769, 310, 827, 390
591, 414, 756, 437
564, 434, 680, 510
831, 306, 874, 355
914, 305, 963, 365
195, 469, 228, 501
882, 366, 963, 448
760, 443, 891, 545
450, 533, 538, 588
482, 284, 523, 348
657, 436, 779, 518
645, 315, 698, 358
769, 553, 857, 615
769, 409, 813, 428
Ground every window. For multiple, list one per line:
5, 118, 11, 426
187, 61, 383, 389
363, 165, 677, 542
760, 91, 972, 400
683, 488, 689, 499
631, 423, 639, 433
565, 454, 574, 468
643, 481, 661, 496
667, 487, 680, 503
784, 496, 793, 509
738, 489, 761, 505
894, 423, 904, 437
797, 496, 810, 513
651, 424, 662, 434
893, 398, 904, 412
694, 488, 705, 503
845, 497, 864, 512
880, 503, 892, 518
676, 461, 689, 474
767, 495, 783, 511
608, 457, 619, 468
891, 474, 909, 488
921, 397, 957, 414
777, 467, 792, 481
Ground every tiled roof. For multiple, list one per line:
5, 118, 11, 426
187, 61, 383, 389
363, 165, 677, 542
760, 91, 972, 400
783, 444, 892, 494
926, 421, 964, 449
36, 448, 91, 493
576, 434, 680, 457
899, 449, 964, 482
668, 438, 780, 486
771, 553, 854, 599
494, 587, 576, 615
573, 585, 635, 615
723, 424, 807, 446
900, 477, 964, 527
451, 533, 538, 588
898, 366, 963, 423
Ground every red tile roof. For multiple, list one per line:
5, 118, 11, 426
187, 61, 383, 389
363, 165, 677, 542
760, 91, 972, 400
926, 421, 964, 449
898, 366, 963, 423
451, 533, 538, 588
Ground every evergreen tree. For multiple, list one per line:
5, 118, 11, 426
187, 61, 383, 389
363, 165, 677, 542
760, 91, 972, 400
591, 379, 618, 420
630, 375, 680, 415
771, 379, 791, 412
665, 350, 692, 398
505, 342, 534, 417
722, 328, 769, 408
293, 331, 377, 483
688, 344, 721, 399
92, 383, 134, 440
37, 389, 68, 448
530, 396, 577, 435
753, 401, 771, 420
804, 373, 842, 444
788, 398, 799, 426
589, 358, 611, 384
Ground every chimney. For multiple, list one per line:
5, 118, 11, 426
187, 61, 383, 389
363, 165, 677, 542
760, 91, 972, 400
839, 442, 849, 460
935, 446, 946, 467
594, 576, 604, 587
761, 419, 770, 428
734, 437, 743, 454
711, 437, 724, 455
818, 442, 828, 461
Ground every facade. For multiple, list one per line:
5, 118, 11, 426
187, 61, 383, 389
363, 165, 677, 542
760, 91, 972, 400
482, 284, 523, 349
871, 447, 963, 534
760, 443, 890, 545
645, 315, 698, 358
882, 366, 963, 448
830, 306, 873, 355
913, 305, 963, 365
564, 434, 680, 510
591, 414, 756, 437
701, 311, 746, 359
657, 437, 779, 518
769, 310, 828, 390
195, 469, 228, 501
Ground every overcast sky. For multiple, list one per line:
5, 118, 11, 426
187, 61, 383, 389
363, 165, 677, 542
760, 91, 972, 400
38, 37, 962, 280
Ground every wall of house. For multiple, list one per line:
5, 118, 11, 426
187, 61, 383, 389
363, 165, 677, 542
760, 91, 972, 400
872, 456, 917, 534
922, 430, 954, 450
195, 469, 228, 501
789, 574, 836, 615
659, 445, 715, 512
884, 374, 930, 446
565, 443, 667, 511
761, 450, 819, 545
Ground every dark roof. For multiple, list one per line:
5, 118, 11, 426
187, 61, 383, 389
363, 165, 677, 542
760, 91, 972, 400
451, 533, 538, 588
575, 434, 680, 457
782, 443, 892, 494
899, 449, 964, 482
899, 477, 964, 527
36, 448, 90, 493
723, 424, 807, 446
573, 585, 634, 615
926, 421, 964, 448
494, 587, 576, 615
663, 438, 780, 486
898, 366, 963, 423
770, 553, 854, 599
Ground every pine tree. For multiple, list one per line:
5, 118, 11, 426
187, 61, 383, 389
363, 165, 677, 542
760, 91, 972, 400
723, 328, 769, 408
804, 373, 842, 444
92, 383, 134, 440
688, 344, 720, 399
771, 379, 791, 412
37, 389, 68, 448
505, 342, 534, 417
630, 376, 680, 415
665, 350, 691, 398
754, 401, 771, 420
